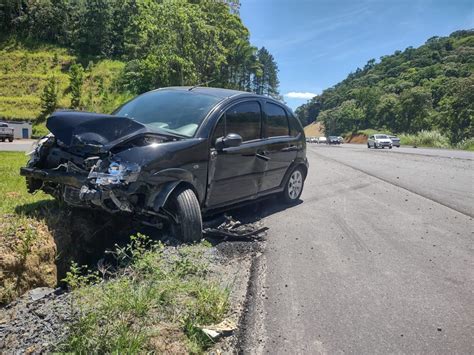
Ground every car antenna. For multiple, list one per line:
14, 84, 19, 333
188, 79, 215, 91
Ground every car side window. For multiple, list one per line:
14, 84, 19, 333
225, 101, 262, 142
288, 113, 302, 137
265, 103, 289, 137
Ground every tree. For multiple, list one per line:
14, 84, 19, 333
69, 62, 84, 109
38, 76, 59, 122
253, 47, 280, 98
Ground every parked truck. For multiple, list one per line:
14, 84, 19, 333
0, 123, 14, 142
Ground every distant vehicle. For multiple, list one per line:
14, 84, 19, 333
368, 134, 392, 149
337, 136, 344, 144
318, 136, 327, 144
327, 136, 341, 145
0, 123, 14, 142
388, 135, 400, 147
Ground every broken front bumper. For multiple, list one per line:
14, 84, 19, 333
20, 166, 138, 213
20, 167, 87, 189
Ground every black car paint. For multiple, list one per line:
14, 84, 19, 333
21, 87, 307, 222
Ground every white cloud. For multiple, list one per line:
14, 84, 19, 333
284, 92, 318, 99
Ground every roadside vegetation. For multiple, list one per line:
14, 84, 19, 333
296, 30, 473, 147
59, 236, 229, 353
0, 152, 57, 303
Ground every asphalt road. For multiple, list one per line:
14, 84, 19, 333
0, 139, 35, 152
243, 144, 474, 354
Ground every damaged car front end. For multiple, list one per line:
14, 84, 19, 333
21, 110, 209, 235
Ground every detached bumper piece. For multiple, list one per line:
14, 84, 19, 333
20, 167, 87, 189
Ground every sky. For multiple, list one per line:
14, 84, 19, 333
240, 0, 474, 110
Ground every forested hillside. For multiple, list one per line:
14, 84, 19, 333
0, 0, 280, 133
295, 30, 473, 144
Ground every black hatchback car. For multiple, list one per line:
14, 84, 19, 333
21, 87, 308, 241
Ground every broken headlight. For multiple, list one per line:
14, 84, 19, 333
88, 160, 141, 186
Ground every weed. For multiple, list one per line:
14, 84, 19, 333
58, 236, 229, 353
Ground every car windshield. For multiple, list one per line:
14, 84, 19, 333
113, 90, 222, 137
375, 134, 388, 139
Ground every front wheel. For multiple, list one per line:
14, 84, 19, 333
166, 188, 203, 242
282, 167, 305, 204
367, 143, 370, 148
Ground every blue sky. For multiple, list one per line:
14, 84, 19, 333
240, 0, 474, 110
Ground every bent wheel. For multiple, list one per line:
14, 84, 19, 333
282, 167, 305, 204
166, 188, 202, 242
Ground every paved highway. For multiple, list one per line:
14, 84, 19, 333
242, 143, 473, 354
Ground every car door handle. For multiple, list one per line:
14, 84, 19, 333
282, 145, 298, 152
256, 153, 270, 161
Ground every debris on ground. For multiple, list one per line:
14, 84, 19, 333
203, 215, 267, 241
200, 319, 237, 340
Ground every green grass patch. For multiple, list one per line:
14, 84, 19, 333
0, 152, 52, 214
59, 235, 229, 353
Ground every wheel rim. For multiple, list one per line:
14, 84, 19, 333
288, 170, 303, 200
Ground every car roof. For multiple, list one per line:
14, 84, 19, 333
158, 86, 252, 99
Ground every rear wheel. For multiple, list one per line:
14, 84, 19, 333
166, 188, 202, 242
282, 167, 305, 203
8, 137, 13, 142
367, 143, 370, 148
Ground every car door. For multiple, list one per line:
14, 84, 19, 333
259, 102, 299, 192
205, 100, 267, 208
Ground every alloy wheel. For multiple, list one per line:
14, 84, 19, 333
288, 170, 303, 200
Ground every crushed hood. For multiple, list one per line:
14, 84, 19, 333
47, 111, 148, 151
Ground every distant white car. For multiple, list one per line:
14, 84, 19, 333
318, 137, 327, 144
388, 135, 400, 147
368, 134, 392, 149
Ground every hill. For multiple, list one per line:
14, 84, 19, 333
295, 30, 474, 145
0, 46, 127, 135
304, 121, 324, 138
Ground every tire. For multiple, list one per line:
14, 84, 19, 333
389, 146, 392, 149
282, 166, 305, 204
8, 138, 13, 142
166, 187, 203, 242
367, 143, 370, 148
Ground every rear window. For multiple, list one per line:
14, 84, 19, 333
265, 103, 289, 137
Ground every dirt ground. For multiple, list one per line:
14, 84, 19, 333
303, 121, 324, 137
345, 133, 368, 143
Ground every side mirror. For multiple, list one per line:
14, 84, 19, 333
215, 133, 243, 150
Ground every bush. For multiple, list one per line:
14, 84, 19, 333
399, 130, 450, 148
455, 138, 474, 151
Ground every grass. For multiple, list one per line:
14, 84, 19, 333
59, 235, 230, 353
0, 152, 57, 303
